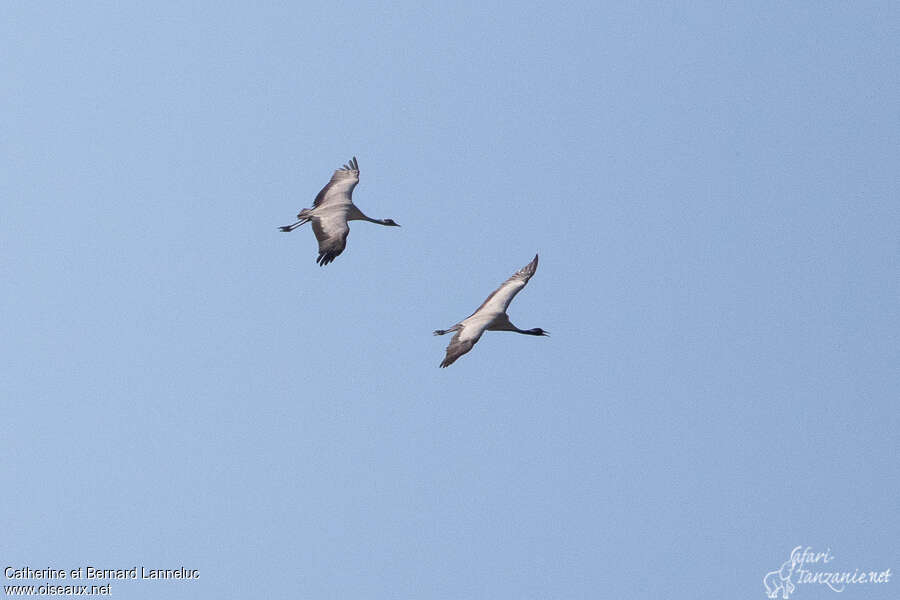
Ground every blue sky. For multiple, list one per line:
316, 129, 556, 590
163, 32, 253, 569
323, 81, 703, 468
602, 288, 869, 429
2, 2, 898, 598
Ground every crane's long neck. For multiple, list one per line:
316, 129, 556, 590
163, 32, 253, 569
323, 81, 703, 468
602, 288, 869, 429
348, 205, 376, 223
515, 327, 542, 335
490, 317, 535, 334
503, 322, 546, 335
352, 212, 391, 226
347, 205, 397, 226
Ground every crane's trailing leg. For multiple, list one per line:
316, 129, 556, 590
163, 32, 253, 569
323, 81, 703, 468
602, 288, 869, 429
278, 218, 310, 232
433, 325, 461, 336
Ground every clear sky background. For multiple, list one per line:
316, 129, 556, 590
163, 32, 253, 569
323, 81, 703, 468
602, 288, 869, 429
2, 3, 898, 599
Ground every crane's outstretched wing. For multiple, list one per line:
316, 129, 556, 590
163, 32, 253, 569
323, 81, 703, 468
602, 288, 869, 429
440, 325, 482, 368
311, 216, 350, 266
312, 156, 359, 208
468, 254, 539, 317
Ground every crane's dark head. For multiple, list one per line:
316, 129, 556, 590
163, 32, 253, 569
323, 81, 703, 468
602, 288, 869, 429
528, 328, 549, 336
382, 218, 401, 227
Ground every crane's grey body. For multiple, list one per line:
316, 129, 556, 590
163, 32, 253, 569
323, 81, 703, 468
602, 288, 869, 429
434, 254, 548, 368
279, 157, 400, 266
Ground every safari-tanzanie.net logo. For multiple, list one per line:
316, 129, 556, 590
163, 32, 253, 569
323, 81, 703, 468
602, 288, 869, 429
764, 546, 891, 598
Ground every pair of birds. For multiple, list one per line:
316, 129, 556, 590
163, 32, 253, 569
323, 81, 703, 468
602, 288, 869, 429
280, 157, 548, 368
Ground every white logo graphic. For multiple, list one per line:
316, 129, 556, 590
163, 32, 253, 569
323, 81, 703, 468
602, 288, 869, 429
764, 546, 891, 598
763, 557, 797, 599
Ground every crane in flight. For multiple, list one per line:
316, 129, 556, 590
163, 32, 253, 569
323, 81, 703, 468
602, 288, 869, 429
279, 157, 400, 266
434, 254, 548, 368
